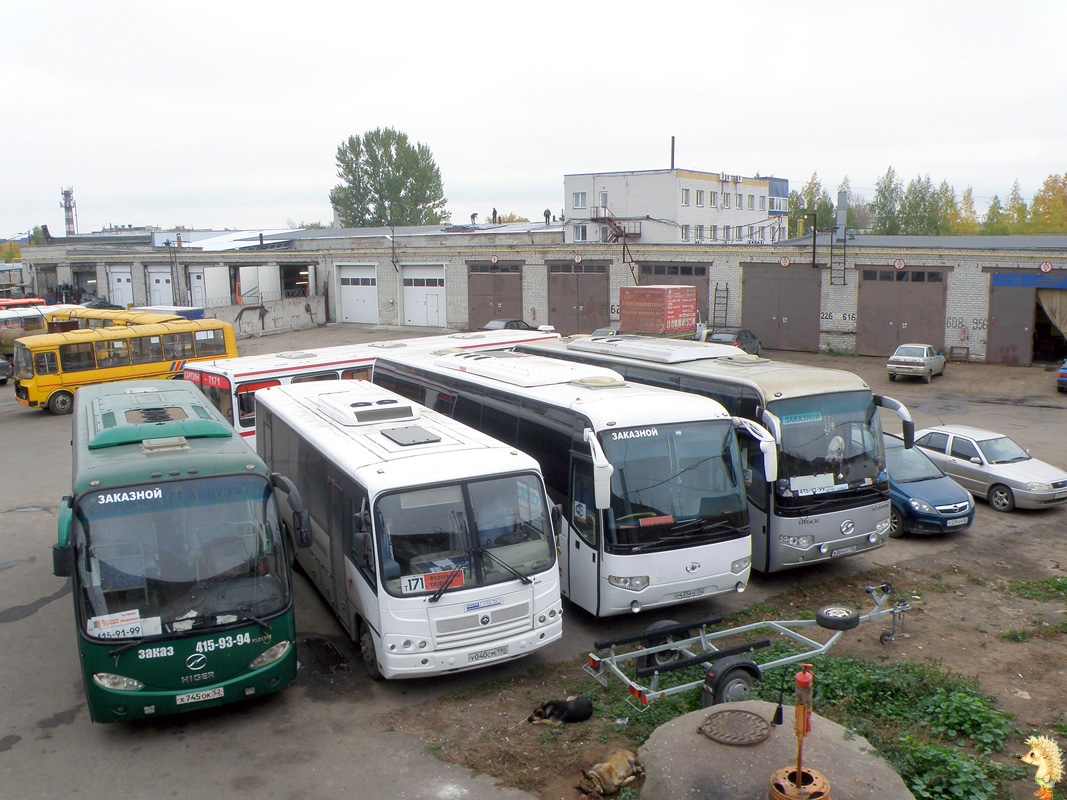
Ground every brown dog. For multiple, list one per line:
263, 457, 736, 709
577, 748, 643, 797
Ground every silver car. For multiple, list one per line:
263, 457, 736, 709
913, 424, 1067, 511
886, 343, 947, 383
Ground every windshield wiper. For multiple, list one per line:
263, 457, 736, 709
631, 520, 734, 552
429, 560, 467, 603
230, 607, 272, 632
475, 546, 532, 585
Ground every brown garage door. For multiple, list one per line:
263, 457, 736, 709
467, 263, 523, 330
637, 263, 711, 323
547, 262, 609, 336
740, 262, 821, 352
856, 268, 947, 356
986, 284, 1034, 366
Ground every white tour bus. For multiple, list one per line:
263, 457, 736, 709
255, 380, 562, 679
372, 349, 777, 617
183, 329, 558, 447
513, 335, 915, 573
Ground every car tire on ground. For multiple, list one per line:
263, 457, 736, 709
923, 372, 931, 384
48, 390, 74, 415
815, 605, 860, 631
888, 373, 896, 381
938, 362, 946, 377
988, 484, 1016, 512
888, 507, 905, 538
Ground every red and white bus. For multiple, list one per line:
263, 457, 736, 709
182, 329, 559, 446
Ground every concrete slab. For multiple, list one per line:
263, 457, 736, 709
638, 700, 914, 800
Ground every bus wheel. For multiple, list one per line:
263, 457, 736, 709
359, 622, 384, 681
48, 391, 74, 415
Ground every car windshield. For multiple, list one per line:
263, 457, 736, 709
709, 333, 735, 343
73, 475, 290, 640
886, 444, 943, 482
374, 474, 555, 598
893, 346, 926, 358
977, 436, 1030, 464
769, 391, 886, 509
598, 421, 748, 554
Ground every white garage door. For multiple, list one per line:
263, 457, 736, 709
402, 265, 446, 327
146, 265, 174, 305
109, 266, 133, 307
338, 265, 379, 324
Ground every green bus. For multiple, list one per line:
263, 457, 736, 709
52, 379, 310, 723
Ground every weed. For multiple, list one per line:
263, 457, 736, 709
1004, 576, 1067, 602
997, 629, 1031, 642
424, 741, 444, 757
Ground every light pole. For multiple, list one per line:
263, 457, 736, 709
806, 212, 817, 269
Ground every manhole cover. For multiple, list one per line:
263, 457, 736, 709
699, 709, 770, 745
298, 635, 351, 674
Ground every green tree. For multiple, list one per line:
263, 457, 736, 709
980, 195, 1008, 234
286, 219, 329, 230
936, 181, 961, 234
870, 167, 904, 234
1005, 180, 1029, 233
329, 127, 449, 227
493, 212, 530, 223
29, 226, 50, 245
900, 174, 940, 235
1029, 173, 1067, 233
958, 187, 980, 234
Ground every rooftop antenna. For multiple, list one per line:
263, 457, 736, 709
60, 187, 78, 236
670, 136, 675, 170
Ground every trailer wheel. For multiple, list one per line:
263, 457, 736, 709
879, 631, 895, 645
714, 666, 757, 704
702, 656, 760, 707
359, 622, 384, 681
634, 619, 684, 672
815, 605, 860, 631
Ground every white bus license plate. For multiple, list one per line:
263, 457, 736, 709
946, 517, 969, 527
831, 545, 858, 557
674, 588, 705, 600
176, 687, 224, 705
468, 646, 508, 663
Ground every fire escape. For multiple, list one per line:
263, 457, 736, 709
590, 207, 642, 243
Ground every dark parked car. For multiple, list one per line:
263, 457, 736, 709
1057, 359, 1067, 392
884, 435, 974, 537
703, 327, 761, 355
480, 318, 554, 332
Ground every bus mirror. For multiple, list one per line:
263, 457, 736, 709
293, 510, 312, 548
873, 394, 914, 448
583, 428, 614, 510
760, 440, 778, 482
550, 503, 563, 533
53, 543, 73, 578
732, 417, 777, 483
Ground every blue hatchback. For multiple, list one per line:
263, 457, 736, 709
884, 435, 974, 537
1057, 360, 1067, 393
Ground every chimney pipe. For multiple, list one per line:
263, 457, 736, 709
671, 136, 675, 170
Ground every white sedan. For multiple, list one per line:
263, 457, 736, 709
913, 425, 1067, 511
886, 343, 947, 383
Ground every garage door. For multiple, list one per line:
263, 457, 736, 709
740, 262, 820, 351
856, 267, 947, 356
402, 265, 446, 327
468, 263, 522, 330
146, 265, 174, 305
109, 266, 133, 307
547, 262, 609, 336
338, 265, 379, 324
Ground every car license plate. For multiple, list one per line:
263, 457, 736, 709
946, 517, 969, 527
674, 588, 705, 600
468, 645, 508, 663
1056, 491, 1067, 500
176, 687, 224, 705
831, 545, 858, 557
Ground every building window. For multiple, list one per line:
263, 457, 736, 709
748, 194, 755, 210
574, 224, 587, 242
724, 226, 732, 241
747, 225, 755, 239
599, 191, 608, 207
681, 188, 690, 206
709, 192, 718, 208
759, 195, 766, 211
572, 192, 586, 209
724, 193, 731, 209
769, 196, 786, 213
600, 226, 610, 242
681, 225, 690, 241
695, 224, 704, 240
696, 190, 704, 207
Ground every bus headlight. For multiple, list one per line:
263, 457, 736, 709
608, 575, 649, 592
875, 518, 891, 534
92, 673, 144, 692
248, 640, 291, 669
730, 557, 750, 574
779, 535, 814, 550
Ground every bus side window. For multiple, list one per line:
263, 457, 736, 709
742, 440, 768, 511
34, 351, 58, 375
95, 339, 130, 369
569, 457, 598, 547
341, 366, 371, 381
193, 328, 228, 357
59, 342, 96, 373
130, 335, 163, 364
162, 332, 194, 361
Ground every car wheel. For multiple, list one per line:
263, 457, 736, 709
815, 605, 860, 631
888, 507, 905, 538
923, 372, 931, 384
48, 390, 74, 415
755, 345, 761, 357
888, 373, 897, 381
938, 362, 946, 377
988, 484, 1016, 512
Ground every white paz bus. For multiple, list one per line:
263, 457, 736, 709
372, 349, 777, 617
184, 329, 559, 447
255, 380, 562, 679
514, 335, 914, 573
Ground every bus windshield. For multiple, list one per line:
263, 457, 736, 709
73, 474, 291, 640
770, 391, 886, 509
599, 421, 748, 554
375, 474, 555, 598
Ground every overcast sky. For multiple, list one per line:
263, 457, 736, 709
2, 1, 1064, 238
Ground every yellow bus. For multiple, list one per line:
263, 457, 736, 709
44, 307, 183, 329
12, 319, 237, 414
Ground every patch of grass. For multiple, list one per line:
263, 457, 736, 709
424, 741, 444, 757
1005, 576, 1067, 602
997, 629, 1031, 642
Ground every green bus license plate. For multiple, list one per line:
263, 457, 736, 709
176, 687, 224, 705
